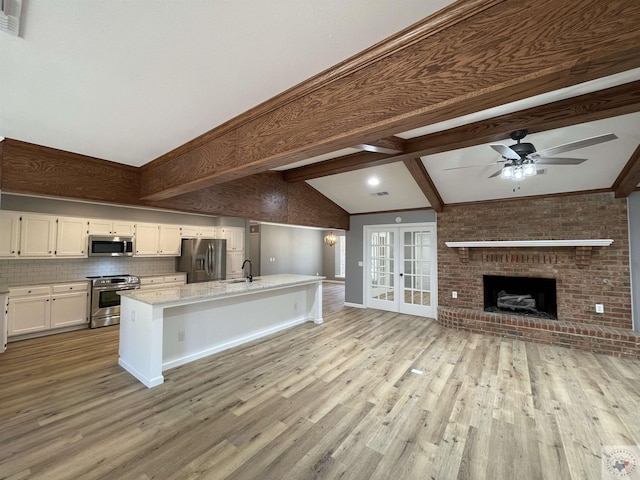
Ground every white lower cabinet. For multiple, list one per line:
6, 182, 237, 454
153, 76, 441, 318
8, 292, 50, 336
8, 282, 89, 337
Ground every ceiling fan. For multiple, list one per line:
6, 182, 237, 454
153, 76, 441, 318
445, 129, 618, 182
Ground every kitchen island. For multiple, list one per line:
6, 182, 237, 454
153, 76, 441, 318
117, 274, 324, 388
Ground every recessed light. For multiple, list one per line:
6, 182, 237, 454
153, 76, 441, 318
368, 177, 380, 186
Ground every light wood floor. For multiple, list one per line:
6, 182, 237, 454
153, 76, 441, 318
1, 283, 639, 479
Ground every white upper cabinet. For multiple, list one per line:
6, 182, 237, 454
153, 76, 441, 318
88, 219, 135, 236
158, 225, 181, 256
135, 223, 181, 256
0, 211, 20, 258
134, 223, 159, 256
19, 214, 56, 258
180, 225, 217, 238
55, 217, 88, 257
218, 227, 245, 252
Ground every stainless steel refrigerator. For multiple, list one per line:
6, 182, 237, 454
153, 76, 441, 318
178, 238, 226, 283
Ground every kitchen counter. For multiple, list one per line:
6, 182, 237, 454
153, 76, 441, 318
118, 274, 324, 388
120, 274, 322, 306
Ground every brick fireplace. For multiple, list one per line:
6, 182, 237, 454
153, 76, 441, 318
436, 192, 640, 359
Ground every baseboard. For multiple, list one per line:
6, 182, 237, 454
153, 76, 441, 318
344, 302, 365, 308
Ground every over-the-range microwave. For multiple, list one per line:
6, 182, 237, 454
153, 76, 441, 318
88, 235, 135, 257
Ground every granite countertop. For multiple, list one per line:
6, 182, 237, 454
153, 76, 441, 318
118, 274, 324, 307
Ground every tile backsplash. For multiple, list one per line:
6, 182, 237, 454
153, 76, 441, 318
0, 257, 178, 286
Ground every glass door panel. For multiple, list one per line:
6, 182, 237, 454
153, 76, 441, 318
367, 230, 397, 311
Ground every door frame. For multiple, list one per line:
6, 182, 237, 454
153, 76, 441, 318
363, 222, 437, 317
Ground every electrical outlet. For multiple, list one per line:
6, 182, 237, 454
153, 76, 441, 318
178, 331, 185, 342
452, 291, 458, 299
595, 304, 604, 314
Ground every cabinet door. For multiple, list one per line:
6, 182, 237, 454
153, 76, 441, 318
158, 225, 181, 256
180, 226, 199, 238
51, 292, 88, 328
19, 214, 55, 257
7, 295, 51, 336
227, 251, 245, 278
233, 228, 245, 252
55, 217, 88, 257
200, 227, 217, 238
0, 211, 19, 258
135, 223, 159, 256
113, 222, 135, 236
88, 219, 113, 235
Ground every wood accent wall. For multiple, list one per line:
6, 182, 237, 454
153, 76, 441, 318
147, 173, 349, 230
0, 140, 349, 228
1, 139, 142, 205
140, 0, 640, 201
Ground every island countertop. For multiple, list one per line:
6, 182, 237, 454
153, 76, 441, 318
118, 274, 325, 307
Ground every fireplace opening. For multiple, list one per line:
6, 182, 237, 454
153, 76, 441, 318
483, 275, 557, 320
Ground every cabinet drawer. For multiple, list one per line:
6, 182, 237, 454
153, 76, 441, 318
163, 275, 186, 284
10, 286, 51, 297
52, 283, 89, 293
140, 276, 164, 286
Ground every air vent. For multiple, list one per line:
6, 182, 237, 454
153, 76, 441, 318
371, 191, 389, 197
0, 0, 20, 36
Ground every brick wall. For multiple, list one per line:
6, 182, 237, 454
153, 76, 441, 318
436, 192, 638, 358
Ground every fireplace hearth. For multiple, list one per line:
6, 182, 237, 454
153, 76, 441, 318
483, 275, 557, 319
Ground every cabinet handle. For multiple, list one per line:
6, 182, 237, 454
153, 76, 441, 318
11, 251, 14, 254
28, 290, 31, 293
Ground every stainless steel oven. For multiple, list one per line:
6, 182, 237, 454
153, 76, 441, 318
88, 275, 140, 328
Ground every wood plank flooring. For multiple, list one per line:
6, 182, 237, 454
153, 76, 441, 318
1, 283, 639, 479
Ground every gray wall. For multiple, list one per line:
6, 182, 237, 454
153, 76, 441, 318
345, 209, 436, 305
259, 224, 323, 276
1, 193, 217, 226
628, 193, 640, 332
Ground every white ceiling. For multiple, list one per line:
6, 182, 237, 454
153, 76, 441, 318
1, 1, 639, 216
0, 0, 452, 165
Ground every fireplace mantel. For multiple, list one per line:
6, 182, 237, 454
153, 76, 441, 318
445, 240, 613, 248
445, 239, 613, 267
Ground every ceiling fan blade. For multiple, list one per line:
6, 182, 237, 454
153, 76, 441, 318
534, 157, 587, 165
488, 168, 504, 178
529, 133, 617, 159
490, 143, 520, 160
444, 162, 500, 171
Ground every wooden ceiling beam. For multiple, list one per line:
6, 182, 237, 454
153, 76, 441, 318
283, 151, 395, 183
282, 80, 640, 182
402, 158, 444, 212
140, 0, 640, 201
612, 144, 640, 198
354, 136, 405, 154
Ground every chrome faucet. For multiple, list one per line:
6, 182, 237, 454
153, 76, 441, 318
241, 259, 253, 282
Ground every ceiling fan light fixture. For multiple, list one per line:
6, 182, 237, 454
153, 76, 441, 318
523, 162, 536, 176
500, 165, 514, 179
514, 167, 524, 180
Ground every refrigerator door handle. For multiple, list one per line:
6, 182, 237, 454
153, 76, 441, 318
208, 243, 213, 275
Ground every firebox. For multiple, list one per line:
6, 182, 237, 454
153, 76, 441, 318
483, 275, 557, 319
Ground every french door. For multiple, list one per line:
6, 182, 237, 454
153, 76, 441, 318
365, 224, 437, 318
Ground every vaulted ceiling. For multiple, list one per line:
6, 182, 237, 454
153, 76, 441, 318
1, 0, 639, 227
